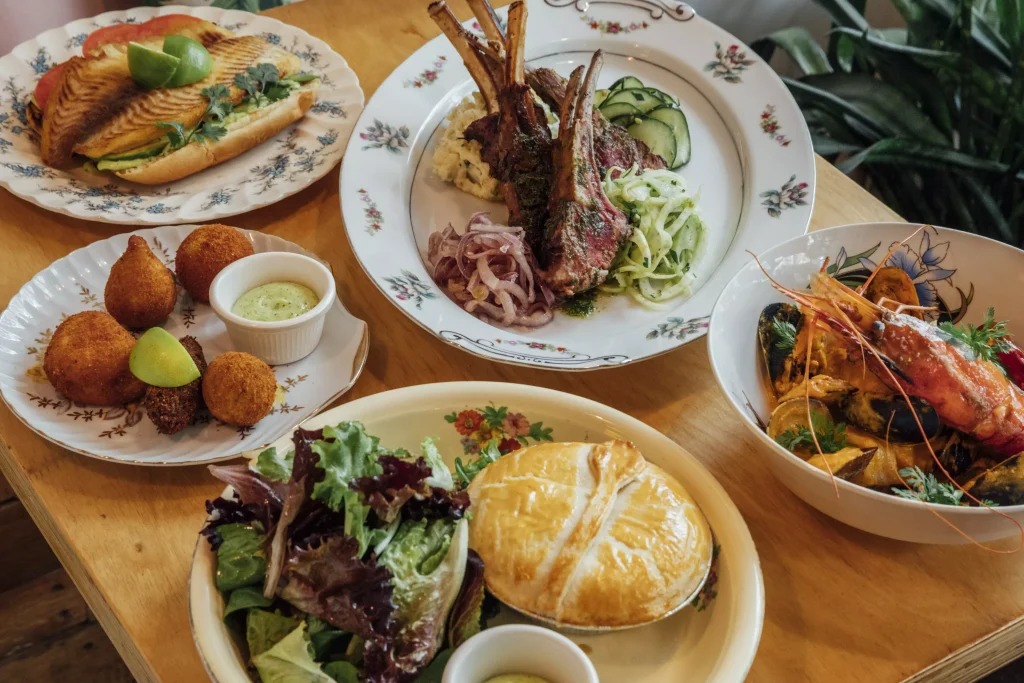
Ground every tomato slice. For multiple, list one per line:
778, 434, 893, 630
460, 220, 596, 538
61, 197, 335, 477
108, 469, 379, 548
81, 23, 142, 54
33, 62, 67, 110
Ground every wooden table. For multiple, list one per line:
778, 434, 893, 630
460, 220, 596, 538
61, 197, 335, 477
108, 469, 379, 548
1, 1, 1022, 681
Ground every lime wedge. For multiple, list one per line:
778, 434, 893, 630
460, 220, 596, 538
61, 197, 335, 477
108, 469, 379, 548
162, 35, 213, 88
128, 42, 181, 89
129, 328, 200, 387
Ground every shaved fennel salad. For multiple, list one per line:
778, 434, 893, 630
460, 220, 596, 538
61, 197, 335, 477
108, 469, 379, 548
601, 165, 707, 308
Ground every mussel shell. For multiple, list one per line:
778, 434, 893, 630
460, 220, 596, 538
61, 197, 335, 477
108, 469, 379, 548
840, 392, 941, 443
757, 303, 802, 392
964, 455, 1024, 506
767, 397, 831, 446
940, 433, 981, 479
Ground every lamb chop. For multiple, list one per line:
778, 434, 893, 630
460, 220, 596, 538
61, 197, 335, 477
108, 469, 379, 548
540, 51, 632, 299
527, 67, 666, 175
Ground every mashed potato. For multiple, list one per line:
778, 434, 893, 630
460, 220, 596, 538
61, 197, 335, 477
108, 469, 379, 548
431, 93, 502, 202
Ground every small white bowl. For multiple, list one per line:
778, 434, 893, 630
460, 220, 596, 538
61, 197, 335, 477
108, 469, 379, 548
709, 222, 1024, 543
209, 252, 336, 365
443, 625, 599, 683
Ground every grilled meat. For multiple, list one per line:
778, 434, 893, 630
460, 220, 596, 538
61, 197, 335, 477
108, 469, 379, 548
74, 37, 300, 159
540, 52, 631, 299
493, 1, 554, 252
39, 22, 230, 166
527, 67, 666, 176
143, 335, 207, 435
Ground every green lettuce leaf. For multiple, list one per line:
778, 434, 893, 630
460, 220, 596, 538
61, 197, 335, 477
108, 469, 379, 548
305, 616, 349, 661
255, 446, 294, 482
312, 422, 384, 511
251, 622, 335, 683
421, 437, 454, 491
215, 523, 266, 592
454, 440, 501, 486
413, 649, 453, 683
246, 609, 299, 658
375, 519, 468, 678
323, 661, 360, 683
223, 585, 273, 619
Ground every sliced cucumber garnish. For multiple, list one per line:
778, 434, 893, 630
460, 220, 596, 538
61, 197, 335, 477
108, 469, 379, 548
648, 105, 691, 167
603, 88, 663, 114
594, 88, 610, 108
610, 114, 640, 127
626, 116, 676, 167
599, 101, 643, 121
608, 75, 644, 92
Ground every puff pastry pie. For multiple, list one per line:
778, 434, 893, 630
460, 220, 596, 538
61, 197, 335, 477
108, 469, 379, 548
467, 440, 712, 628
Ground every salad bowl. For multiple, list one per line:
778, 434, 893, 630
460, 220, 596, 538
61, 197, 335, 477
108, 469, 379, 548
190, 381, 764, 682
709, 222, 1024, 543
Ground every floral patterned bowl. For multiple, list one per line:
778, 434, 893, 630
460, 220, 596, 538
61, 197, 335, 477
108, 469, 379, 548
709, 222, 1024, 543
0, 5, 363, 225
339, 0, 815, 371
189, 382, 764, 683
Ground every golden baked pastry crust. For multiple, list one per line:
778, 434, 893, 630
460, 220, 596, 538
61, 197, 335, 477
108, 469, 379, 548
467, 440, 712, 628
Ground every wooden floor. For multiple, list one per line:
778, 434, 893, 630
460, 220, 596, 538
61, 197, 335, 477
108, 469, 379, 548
1, 464, 1023, 683
0, 472, 133, 682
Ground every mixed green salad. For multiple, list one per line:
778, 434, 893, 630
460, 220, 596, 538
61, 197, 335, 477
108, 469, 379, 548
202, 422, 499, 683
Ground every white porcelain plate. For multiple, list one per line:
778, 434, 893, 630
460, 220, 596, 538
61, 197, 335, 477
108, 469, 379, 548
339, 0, 814, 370
0, 5, 363, 225
0, 226, 368, 465
189, 382, 764, 683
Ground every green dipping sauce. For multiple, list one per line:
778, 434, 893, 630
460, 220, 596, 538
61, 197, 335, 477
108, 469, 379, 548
231, 281, 319, 322
484, 676, 550, 683
560, 290, 597, 319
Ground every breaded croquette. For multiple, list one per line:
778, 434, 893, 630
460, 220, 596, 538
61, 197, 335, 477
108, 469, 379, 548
202, 351, 276, 426
105, 235, 178, 329
143, 335, 207, 434
43, 311, 147, 406
175, 224, 254, 303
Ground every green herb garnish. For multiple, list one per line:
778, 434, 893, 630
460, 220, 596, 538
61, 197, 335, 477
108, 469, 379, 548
235, 63, 283, 108
938, 307, 1011, 369
772, 317, 797, 352
454, 440, 501, 486
775, 411, 848, 453
157, 84, 232, 150
892, 466, 999, 506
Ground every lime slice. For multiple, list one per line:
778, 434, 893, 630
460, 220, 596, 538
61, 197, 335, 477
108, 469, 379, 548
129, 328, 200, 387
162, 35, 213, 88
127, 42, 181, 89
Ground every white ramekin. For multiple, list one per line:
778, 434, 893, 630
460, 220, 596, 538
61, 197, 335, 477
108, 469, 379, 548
443, 624, 599, 683
208, 252, 335, 365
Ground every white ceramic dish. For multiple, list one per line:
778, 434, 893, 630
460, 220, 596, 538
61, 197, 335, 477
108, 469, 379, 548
209, 252, 335, 365
709, 222, 1024, 543
339, 0, 814, 370
190, 382, 764, 683
0, 4, 363, 225
0, 225, 368, 466
443, 624, 599, 683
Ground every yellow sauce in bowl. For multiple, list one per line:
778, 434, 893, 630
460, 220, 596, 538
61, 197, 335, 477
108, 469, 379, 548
484, 676, 551, 683
231, 282, 319, 322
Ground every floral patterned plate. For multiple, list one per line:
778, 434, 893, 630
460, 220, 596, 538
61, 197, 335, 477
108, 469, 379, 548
0, 226, 369, 465
339, 0, 814, 370
189, 382, 764, 683
0, 5, 363, 225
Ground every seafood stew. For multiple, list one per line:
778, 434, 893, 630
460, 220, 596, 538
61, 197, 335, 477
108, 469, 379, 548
757, 228, 1024, 509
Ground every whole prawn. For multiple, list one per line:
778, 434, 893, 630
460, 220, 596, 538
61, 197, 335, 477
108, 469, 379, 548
802, 271, 1024, 456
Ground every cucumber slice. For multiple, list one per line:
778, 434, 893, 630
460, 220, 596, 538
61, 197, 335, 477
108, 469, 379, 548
626, 116, 676, 167
608, 75, 644, 92
599, 101, 643, 120
648, 105, 691, 167
645, 87, 680, 105
594, 88, 610, 108
603, 88, 663, 114
610, 114, 640, 128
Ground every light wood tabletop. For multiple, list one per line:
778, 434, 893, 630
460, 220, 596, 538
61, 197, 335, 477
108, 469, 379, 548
1, 0, 1023, 681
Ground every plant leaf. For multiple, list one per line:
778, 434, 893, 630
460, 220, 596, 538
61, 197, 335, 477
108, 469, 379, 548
815, 0, 873, 32
801, 73, 949, 144
752, 27, 833, 75
783, 76, 887, 140
836, 137, 1024, 179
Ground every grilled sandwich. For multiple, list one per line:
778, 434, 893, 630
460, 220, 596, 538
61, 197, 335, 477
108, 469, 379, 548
31, 15, 320, 184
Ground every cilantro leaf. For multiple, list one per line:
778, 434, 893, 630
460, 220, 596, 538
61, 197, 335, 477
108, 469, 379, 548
193, 122, 227, 144
202, 84, 233, 121
234, 63, 282, 107
454, 440, 501, 486
892, 466, 963, 505
775, 411, 847, 454
156, 121, 188, 149
938, 307, 1011, 370
772, 317, 797, 352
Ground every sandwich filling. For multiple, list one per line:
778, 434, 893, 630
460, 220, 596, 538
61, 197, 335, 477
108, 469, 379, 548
88, 71, 318, 172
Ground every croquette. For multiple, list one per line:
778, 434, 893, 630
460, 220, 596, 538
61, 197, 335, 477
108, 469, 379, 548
143, 336, 207, 435
175, 224, 254, 303
43, 311, 147, 406
202, 352, 276, 426
105, 235, 178, 329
